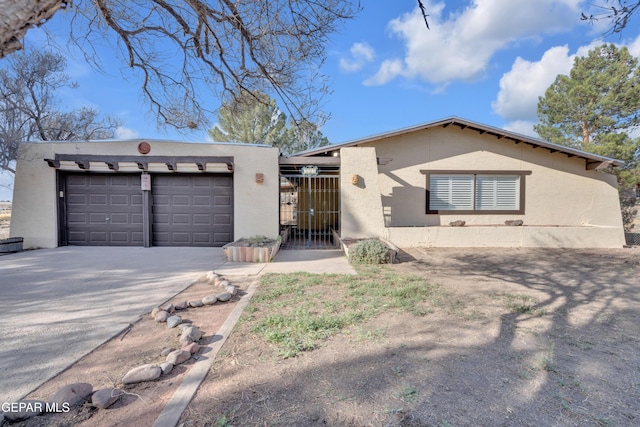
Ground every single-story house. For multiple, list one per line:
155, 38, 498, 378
10, 116, 626, 249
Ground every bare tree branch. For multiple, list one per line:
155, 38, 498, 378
581, 0, 640, 36
0, 0, 70, 58
416, 0, 430, 30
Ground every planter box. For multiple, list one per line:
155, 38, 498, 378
223, 239, 281, 262
0, 237, 23, 254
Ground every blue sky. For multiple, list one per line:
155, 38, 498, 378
2, 0, 640, 200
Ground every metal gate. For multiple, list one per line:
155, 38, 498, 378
280, 174, 339, 249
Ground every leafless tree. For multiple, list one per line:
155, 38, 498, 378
1, 1, 360, 130
0, 49, 119, 174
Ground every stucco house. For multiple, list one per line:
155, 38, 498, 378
10, 116, 626, 249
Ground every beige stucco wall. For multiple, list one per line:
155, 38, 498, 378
11, 140, 279, 248
352, 126, 625, 248
339, 147, 385, 239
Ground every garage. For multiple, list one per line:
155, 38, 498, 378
64, 173, 143, 246
61, 171, 233, 247
152, 174, 233, 247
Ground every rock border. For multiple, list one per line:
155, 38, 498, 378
0, 271, 240, 425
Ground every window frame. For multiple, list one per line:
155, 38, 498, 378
420, 170, 531, 215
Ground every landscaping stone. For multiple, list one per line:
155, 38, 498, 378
505, 219, 524, 226
159, 362, 174, 375
49, 382, 93, 407
188, 300, 204, 308
91, 388, 120, 409
216, 292, 232, 302
174, 301, 188, 310
3, 400, 45, 422
206, 271, 220, 284
214, 276, 225, 286
160, 347, 174, 356
162, 303, 175, 313
182, 342, 200, 354
150, 307, 163, 318
449, 220, 466, 227
166, 315, 182, 328
219, 280, 230, 288
180, 326, 202, 344
178, 323, 193, 331
122, 364, 161, 384
154, 310, 169, 322
202, 295, 217, 305
166, 349, 191, 365
225, 285, 238, 295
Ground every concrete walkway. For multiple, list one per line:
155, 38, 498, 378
215, 249, 357, 276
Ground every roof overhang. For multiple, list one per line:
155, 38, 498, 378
44, 154, 234, 172
292, 116, 624, 170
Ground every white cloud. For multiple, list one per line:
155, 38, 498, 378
364, 59, 403, 86
492, 46, 575, 121
116, 126, 139, 140
339, 42, 376, 72
502, 120, 537, 138
367, 0, 581, 86
492, 36, 640, 124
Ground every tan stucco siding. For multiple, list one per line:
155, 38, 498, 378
11, 140, 279, 248
365, 126, 623, 232
339, 147, 385, 239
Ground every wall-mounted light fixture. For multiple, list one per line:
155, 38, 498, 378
351, 174, 359, 185
256, 173, 264, 184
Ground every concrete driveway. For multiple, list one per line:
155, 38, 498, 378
0, 247, 226, 404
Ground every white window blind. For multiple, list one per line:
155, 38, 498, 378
429, 174, 474, 210
475, 175, 519, 210
428, 173, 521, 212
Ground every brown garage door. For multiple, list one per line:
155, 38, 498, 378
65, 173, 143, 246
152, 174, 233, 247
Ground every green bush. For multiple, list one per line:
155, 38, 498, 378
349, 239, 389, 264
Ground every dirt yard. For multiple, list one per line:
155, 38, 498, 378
183, 247, 640, 427
8, 247, 640, 427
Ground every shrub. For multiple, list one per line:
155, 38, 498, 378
349, 239, 389, 264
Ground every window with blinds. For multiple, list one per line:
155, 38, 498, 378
425, 171, 527, 214
475, 175, 519, 210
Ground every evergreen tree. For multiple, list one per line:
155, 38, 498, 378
208, 91, 286, 145
278, 119, 331, 155
535, 44, 640, 158
209, 93, 330, 154
535, 43, 640, 229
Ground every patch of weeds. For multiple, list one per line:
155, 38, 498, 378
246, 268, 451, 358
503, 293, 546, 316
597, 416, 616, 426
554, 392, 574, 413
392, 365, 404, 377
396, 385, 418, 403
252, 309, 366, 358
518, 369, 533, 380
538, 342, 558, 372
355, 327, 386, 342
213, 414, 233, 427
